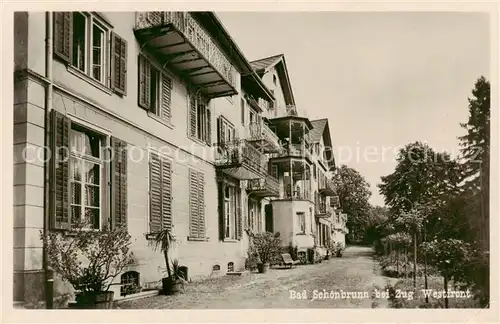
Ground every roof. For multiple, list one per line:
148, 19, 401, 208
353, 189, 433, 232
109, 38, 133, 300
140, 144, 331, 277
309, 119, 328, 143
249, 54, 296, 106
310, 118, 336, 170
250, 54, 284, 73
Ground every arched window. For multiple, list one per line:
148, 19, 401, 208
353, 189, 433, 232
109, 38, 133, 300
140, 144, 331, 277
227, 262, 234, 272
120, 271, 140, 296
213, 264, 221, 271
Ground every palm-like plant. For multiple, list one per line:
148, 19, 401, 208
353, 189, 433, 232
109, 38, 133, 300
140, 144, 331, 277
148, 229, 176, 278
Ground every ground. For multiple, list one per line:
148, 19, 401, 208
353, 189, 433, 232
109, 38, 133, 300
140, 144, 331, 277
117, 246, 396, 309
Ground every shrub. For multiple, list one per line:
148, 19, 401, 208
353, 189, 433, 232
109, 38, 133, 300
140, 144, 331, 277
40, 222, 134, 294
250, 232, 282, 265
288, 242, 299, 260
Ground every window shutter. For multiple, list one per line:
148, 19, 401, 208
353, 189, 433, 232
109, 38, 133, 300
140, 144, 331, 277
206, 108, 211, 146
160, 74, 172, 122
188, 169, 199, 238
111, 32, 127, 95
161, 159, 172, 230
53, 12, 72, 63
50, 110, 71, 230
111, 137, 128, 231
149, 152, 162, 233
218, 180, 225, 240
197, 171, 205, 238
138, 54, 151, 110
189, 93, 197, 138
236, 188, 242, 240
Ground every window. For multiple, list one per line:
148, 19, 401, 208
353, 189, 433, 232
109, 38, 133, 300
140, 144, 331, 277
120, 271, 140, 296
227, 262, 234, 272
297, 212, 305, 233
189, 169, 206, 239
273, 74, 277, 85
188, 92, 211, 145
49, 110, 128, 231
241, 98, 245, 125
217, 116, 235, 147
310, 208, 314, 233
138, 55, 173, 123
53, 12, 127, 94
149, 152, 172, 233
313, 164, 317, 179
224, 185, 236, 239
69, 125, 103, 230
248, 199, 260, 232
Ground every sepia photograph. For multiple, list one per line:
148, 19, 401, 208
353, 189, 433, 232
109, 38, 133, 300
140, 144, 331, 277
7, 5, 496, 319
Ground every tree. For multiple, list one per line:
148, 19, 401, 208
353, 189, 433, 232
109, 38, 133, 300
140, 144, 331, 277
457, 75, 490, 306
332, 165, 372, 243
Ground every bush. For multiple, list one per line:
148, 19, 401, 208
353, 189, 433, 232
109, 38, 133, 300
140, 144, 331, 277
288, 242, 299, 260
250, 232, 282, 265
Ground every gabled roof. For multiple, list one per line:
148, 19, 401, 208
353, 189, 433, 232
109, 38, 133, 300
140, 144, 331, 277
310, 118, 336, 170
249, 54, 296, 107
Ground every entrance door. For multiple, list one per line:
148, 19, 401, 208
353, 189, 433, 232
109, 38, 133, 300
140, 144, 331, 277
265, 204, 273, 233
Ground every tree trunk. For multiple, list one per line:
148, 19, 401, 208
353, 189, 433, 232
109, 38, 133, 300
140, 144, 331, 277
164, 250, 172, 277
413, 231, 417, 288
444, 275, 449, 308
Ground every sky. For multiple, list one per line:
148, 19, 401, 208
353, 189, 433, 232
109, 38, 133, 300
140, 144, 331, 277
217, 12, 490, 206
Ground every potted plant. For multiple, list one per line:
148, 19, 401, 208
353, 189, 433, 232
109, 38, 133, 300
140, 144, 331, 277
333, 242, 345, 257
165, 259, 188, 295
147, 228, 180, 295
40, 221, 134, 309
250, 232, 281, 273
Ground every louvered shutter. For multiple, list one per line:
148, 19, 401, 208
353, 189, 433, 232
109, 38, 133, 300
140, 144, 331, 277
188, 169, 199, 237
149, 153, 162, 233
50, 110, 71, 229
111, 33, 127, 95
236, 188, 242, 240
160, 74, 172, 122
161, 159, 172, 230
53, 12, 72, 63
138, 54, 151, 110
206, 108, 211, 146
197, 171, 205, 238
111, 137, 128, 230
189, 93, 197, 138
218, 180, 225, 240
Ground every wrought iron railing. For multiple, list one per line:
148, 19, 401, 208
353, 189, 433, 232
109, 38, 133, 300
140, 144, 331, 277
136, 12, 236, 88
247, 175, 280, 194
283, 184, 311, 200
271, 142, 311, 160
215, 139, 267, 175
248, 122, 280, 148
319, 177, 336, 193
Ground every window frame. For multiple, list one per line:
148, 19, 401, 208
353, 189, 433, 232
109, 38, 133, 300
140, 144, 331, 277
68, 122, 108, 231
70, 12, 110, 86
297, 212, 306, 234
190, 93, 211, 143
223, 183, 238, 240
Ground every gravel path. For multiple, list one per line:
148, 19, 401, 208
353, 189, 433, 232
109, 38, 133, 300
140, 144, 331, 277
117, 246, 392, 309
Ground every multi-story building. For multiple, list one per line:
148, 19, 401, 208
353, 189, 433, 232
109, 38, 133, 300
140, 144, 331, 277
13, 11, 346, 306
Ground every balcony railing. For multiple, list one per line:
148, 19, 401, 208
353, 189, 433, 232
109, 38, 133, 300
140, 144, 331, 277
270, 142, 312, 161
215, 140, 267, 180
247, 122, 280, 152
247, 175, 280, 198
135, 12, 237, 97
319, 177, 336, 196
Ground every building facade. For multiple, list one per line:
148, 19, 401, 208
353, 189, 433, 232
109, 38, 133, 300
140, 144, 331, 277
13, 11, 347, 306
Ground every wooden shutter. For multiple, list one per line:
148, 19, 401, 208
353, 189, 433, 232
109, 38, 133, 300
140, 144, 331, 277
138, 54, 151, 110
197, 171, 205, 238
149, 152, 162, 233
53, 12, 72, 63
218, 181, 225, 240
206, 108, 211, 146
111, 137, 128, 230
236, 188, 242, 240
161, 159, 172, 230
50, 110, 71, 229
111, 32, 128, 95
189, 93, 197, 138
188, 169, 199, 237
160, 74, 172, 122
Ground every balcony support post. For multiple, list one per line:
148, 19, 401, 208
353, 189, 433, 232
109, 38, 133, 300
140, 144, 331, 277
290, 159, 293, 198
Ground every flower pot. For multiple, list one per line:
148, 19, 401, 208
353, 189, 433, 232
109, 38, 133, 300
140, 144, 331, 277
70, 291, 114, 309
162, 277, 182, 295
257, 263, 270, 273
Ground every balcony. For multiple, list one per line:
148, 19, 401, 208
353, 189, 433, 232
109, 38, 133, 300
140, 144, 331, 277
247, 122, 281, 153
246, 175, 280, 198
215, 140, 267, 180
319, 177, 336, 196
270, 142, 312, 163
135, 12, 237, 98
315, 202, 332, 219
283, 184, 311, 201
